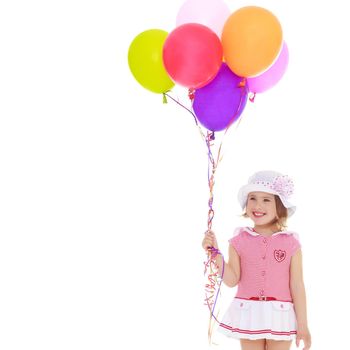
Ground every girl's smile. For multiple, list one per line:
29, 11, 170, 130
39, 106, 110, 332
252, 211, 266, 218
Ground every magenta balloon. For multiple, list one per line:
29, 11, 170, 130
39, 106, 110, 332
193, 63, 248, 131
247, 42, 289, 93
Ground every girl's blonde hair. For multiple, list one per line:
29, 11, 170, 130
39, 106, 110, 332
273, 195, 288, 230
243, 195, 288, 231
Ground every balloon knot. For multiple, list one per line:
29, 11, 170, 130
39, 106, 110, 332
207, 131, 215, 141
238, 78, 246, 88
188, 88, 195, 100
249, 92, 256, 103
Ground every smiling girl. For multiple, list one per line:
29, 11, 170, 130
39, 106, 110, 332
202, 170, 311, 350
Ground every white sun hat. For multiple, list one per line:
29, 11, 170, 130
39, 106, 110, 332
238, 170, 296, 216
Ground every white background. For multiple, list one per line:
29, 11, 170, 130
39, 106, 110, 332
1, 0, 349, 349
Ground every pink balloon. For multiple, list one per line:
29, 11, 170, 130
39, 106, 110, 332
176, 0, 231, 37
163, 23, 223, 89
247, 42, 289, 93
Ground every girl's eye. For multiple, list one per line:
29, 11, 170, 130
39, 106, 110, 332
249, 197, 256, 201
264, 199, 271, 202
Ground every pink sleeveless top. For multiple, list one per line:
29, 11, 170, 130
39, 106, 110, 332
229, 227, 301, 302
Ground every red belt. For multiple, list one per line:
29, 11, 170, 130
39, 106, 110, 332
249, 296, 276, 301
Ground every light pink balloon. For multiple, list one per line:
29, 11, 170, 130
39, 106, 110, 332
247, 42, 289, 93
176, 0, 231, 37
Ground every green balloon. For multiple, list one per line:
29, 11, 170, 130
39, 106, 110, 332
128, 29, 175, 94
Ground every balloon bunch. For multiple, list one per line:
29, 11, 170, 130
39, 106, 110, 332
128, 1, 289, 132
128, 0, 289, 341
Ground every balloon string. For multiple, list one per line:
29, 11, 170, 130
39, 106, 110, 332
164, 82, 249, 343
249, 92, 256, 102
163, 92, 199, 126
201, 79, 249, 343
206, 131, 216, 231
163, 91, 207, 143
204, 247, 224, 343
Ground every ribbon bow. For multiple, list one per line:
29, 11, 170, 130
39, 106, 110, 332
270, 175, 294, 198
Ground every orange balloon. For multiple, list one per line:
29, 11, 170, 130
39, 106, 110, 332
221, 6, 283, 77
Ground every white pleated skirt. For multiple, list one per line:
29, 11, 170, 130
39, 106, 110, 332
218, 298, 297, 341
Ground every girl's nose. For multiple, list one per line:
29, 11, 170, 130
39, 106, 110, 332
255, 201, 263, 209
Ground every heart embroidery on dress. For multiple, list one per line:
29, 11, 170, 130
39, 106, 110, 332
274, 249, 286, 262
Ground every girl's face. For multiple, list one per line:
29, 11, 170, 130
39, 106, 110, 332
246, 192, 278, 227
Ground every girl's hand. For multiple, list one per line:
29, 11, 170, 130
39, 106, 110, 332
202, 230, 218, 251
296, 326, 311, 349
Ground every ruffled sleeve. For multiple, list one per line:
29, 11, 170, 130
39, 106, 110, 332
228, 227, 243, 256
289, 233, 301, 256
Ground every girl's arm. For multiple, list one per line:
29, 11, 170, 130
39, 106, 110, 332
215, 244, 240, 288
290, 249, 312, 349
202, 230, 240, 288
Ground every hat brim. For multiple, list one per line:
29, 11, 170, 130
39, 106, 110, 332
238, 184, 296, 216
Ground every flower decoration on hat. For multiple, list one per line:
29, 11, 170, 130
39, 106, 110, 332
270, 175, 294, 198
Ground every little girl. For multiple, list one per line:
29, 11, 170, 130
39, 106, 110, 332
202, 170, 311, 350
